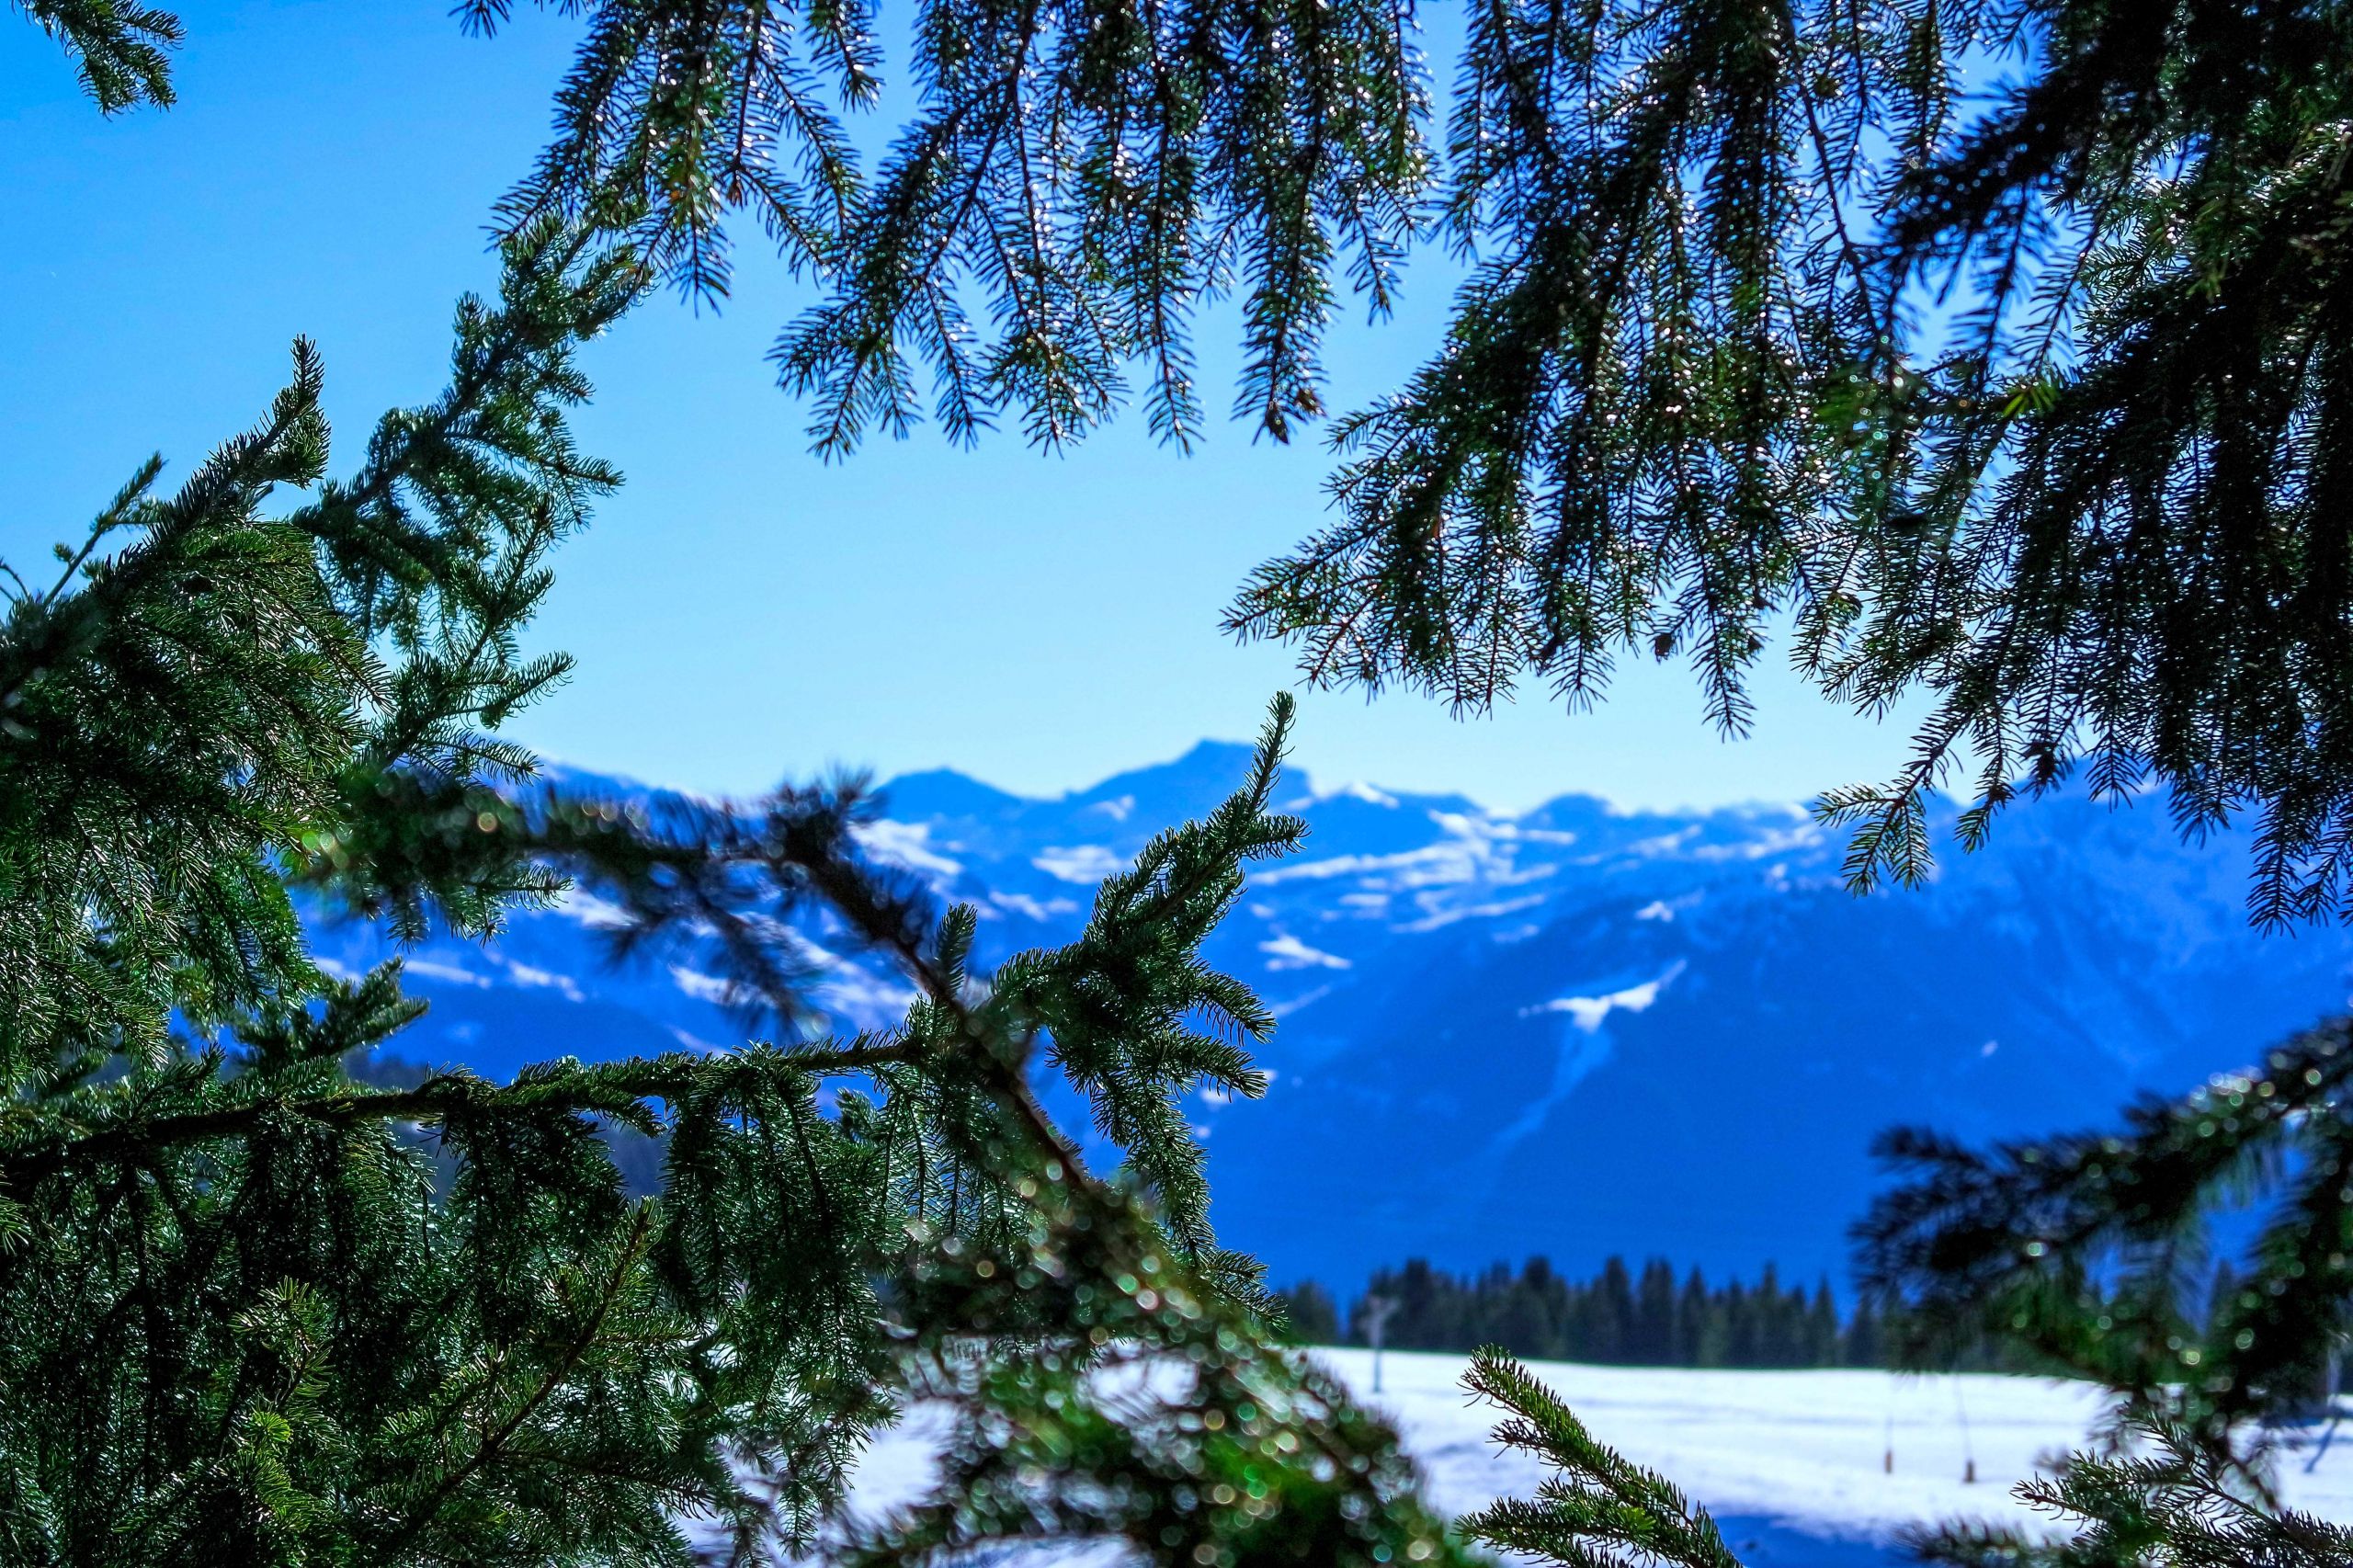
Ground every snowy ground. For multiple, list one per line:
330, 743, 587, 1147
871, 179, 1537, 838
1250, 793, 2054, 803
1317, 1348, 2353, 1553
826, 1348, 2353, 1563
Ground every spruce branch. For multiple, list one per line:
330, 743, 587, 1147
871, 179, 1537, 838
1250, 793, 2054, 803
1458, 1348, 1743, 1568
12, 0, 181, 112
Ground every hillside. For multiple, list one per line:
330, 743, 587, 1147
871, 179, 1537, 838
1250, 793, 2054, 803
307, 744, 2353, 1292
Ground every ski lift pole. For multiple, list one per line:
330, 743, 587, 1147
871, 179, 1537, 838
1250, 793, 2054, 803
2307, 1346, 2343, 1475
1363, 1295, 1400, 1396
1954, 1375, 1977, 1484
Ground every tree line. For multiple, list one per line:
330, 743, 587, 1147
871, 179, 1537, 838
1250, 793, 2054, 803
1278, 1256, 2026, 1372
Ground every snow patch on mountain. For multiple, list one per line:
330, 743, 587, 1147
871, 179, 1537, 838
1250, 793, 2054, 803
404, 958, 492, 989
853, 819, 965, 881
669, 966, 733, 1005
1035, 845, 1126, 883
1525, 963, 1687, 1032
1259, 934, 1352, 971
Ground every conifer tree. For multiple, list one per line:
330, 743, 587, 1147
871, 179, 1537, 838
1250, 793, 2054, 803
1842, 1296, 1881, 1372
1851, 1019, 2353, 1565
1633, 1260, 1677, 1368
40, 0, 2326, 916
1805, 1280, 1841, 1369
31, 4, 2353, 1562
1674, 1270, 1709, 1369
1, 29, 1476, 1567
1274, 1280, 1340, 1346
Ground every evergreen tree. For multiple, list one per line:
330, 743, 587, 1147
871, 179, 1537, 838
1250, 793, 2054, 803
1589, 1256, 1636, 1366
1520, 1258, 1570, 1346
1721, 1280, 1756, 1369
1458, 1352, 1742, 1568
1851, 1021, 2353, 1556
50, 0, 2353, 911
1633, 1258, 1678, 1368
31, 3, 2353, 1562
1805, 1279, 1841, 1369
0, 37, 1476, 1568
1841, 1294, 1881, 1371
1493, 1260, 1558, 1359
1674, 1268, 1710, 1369
1756, 1266, 1794, 1368
1328, 1256, 1871, 1369
1275, 1280, 1340, 1346
1466, 1348, 2353, 1568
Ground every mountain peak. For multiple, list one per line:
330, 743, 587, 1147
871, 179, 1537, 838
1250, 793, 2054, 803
876, 767, 1029, 824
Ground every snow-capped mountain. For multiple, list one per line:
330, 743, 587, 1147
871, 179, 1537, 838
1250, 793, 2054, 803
307, 743, 2353, 1294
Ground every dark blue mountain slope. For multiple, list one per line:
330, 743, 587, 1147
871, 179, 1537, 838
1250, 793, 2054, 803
310, 748, 2353, 1292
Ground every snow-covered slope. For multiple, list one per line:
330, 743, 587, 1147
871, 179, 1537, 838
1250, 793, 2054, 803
821, 1351, 2353, 1564
311, 744, 2353, 1292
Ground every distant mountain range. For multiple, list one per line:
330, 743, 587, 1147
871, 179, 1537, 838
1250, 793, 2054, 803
306, 744, 2353, 1294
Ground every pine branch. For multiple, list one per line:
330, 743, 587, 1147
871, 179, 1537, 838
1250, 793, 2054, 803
12, 0, 181, 112
0, 1040, 916, 1187
1459, 1348, 1744, 1568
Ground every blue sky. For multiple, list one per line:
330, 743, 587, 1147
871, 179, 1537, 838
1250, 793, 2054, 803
1, 0, 1930, 814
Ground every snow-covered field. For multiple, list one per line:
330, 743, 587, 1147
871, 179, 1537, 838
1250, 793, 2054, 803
1319, 1348, 2353, 1553
832, 1348, 2353, 1563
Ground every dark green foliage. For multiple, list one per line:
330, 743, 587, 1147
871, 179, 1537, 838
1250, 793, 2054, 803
223, 0, 2353, 918
0, 961, 802, 1562
460, 0, 873, 310
1910, 1413, 2353, 1568
2, 546, 1483, 1562
836, 1159, 1469, 1568
27, 2, 2353, 1562
1467, 1353, 2353, 1568
1464, 1355, 2353, 1568
41, 0, 2353, 927
472, 0, 1427, 453
3, 12, 1491, 1555
1844, 1016, 2353, 1565
1274, 1279, 1339, 1345
1331, 1255, 1904, 1369
1230, 0, 2353, 927
1860, 1017, 2353, 1451
514, 695, 1478, 1567
519, 697, 1305, 1303
1871, 1030, 2353, 1426
1457, 1349, 1741, 1568
14, 0, 180, 110
0, 218, 640, 1083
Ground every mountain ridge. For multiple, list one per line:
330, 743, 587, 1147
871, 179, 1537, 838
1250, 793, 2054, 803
308, 746, 2353, 1293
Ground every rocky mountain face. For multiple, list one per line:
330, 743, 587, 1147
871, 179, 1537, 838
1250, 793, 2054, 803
309, 744, 2353, 1294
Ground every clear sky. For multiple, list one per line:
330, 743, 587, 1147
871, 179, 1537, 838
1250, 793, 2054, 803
0, 0, 1932, 814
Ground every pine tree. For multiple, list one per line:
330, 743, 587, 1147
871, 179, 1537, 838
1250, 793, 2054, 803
51, 0, 2353, 912
1841, 1295, 1881, 1370
1, 34, 1478, 1568
1494, 1262, 1557, 1359
1457, 1352, 1742, 1568
1633, 1258, 1678, 1367
1674, 1268, 1710, 1369
1850, 1021, 2353, 1561
1275, 1280, 1341, 1346
34, 4, 2353, 1562
1721, 1280, 1756, 1369
1806, 1279, 1841, 1369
